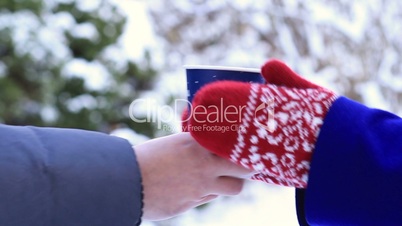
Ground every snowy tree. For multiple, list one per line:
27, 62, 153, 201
0, 0, 159, 137
149, 0, 402, 114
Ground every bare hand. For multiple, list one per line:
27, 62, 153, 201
134, 132, 253, 221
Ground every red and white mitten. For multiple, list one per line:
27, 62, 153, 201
188, 60, 338, 188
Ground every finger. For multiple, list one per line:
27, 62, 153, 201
181, 132, 256, 178
180, 133, 253, 176
198, 194, 218, 204
210, 154, 256, 178
211, 176, 245, 196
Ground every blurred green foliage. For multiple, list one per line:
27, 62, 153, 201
0, 0, 158, 137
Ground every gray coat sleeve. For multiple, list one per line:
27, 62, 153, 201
0, 124, 143, 226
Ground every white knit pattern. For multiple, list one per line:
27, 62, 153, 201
230, 84, 336, 187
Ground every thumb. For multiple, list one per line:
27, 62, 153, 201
261, 59, 320, 89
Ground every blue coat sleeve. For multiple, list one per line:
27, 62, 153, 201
0, 124, 143, 226
296, 97, 402, 226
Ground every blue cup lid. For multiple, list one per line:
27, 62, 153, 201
185, 65, 264, 103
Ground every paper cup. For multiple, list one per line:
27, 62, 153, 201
184, 65, 264, 103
